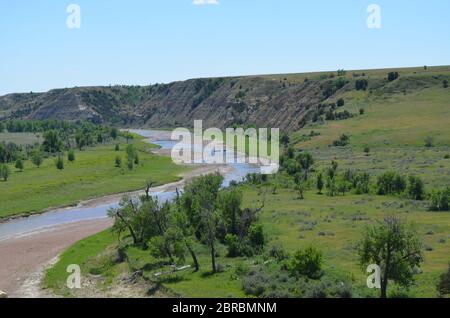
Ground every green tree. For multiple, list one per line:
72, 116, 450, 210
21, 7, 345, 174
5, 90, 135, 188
443, 80, 449, 88
15, 158, 24, 171
67, 149, 75, 162
115, 155, 122, 168
358, 216, 423, 298
55, 156, 64, 171
31, 151, 44, 168
0, 164, 10, 181
288, 246, 323, 279
296, 152, 314, 180
406, 176, 425, 201
429, 187, 450, 211
115, 144, 120, 151
181, 173, 224, 273
316, 172, 324, 194
42, 130, 63, 153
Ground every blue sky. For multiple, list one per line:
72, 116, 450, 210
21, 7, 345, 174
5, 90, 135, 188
1, 0, 449, 95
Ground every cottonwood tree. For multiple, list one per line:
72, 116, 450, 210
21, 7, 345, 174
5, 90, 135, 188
31, 151, 43, 168
296, 152, 314, 180
358, 216, 423, 298
180, 173, 224, 273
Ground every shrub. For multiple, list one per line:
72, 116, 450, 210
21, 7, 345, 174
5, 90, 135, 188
0, 164, 11, 181
429, 187, 450, 211
406, 176, 425, 201
354, 172, 370, 194
363, 146, 370, 155
425, 136, 434, 148
55, 156, 64, 171
444, 154, 450, 159
376, 171, 406, 195
443, 80, 449, 89
387, 72, 399, 82
332, 134, 350, 147
336, 98, 345, 107
242, 270, 268, 297
115, 156, 122, 168
359, 108, 365, 115
15, 158, 24, 171
67, 149, 75, 162
437, 264, 450, 297
248, 224, 266, 252
288, 246, 323, 279
31, 152, 44, 168
115, 144, 120, 151
355, 79, 368, 91
225, 234, 241, 257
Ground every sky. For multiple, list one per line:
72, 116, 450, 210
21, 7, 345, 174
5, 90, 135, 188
1, 0, 449, 95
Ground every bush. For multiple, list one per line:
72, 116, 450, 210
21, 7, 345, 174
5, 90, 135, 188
248, 224, 266, 252
225, 234, 241, 257
443, 80, 449, 89
376, 171, 406, 195
354, 172, 370, 194
243, 270, 268, 297
359, 108, 365, 115
288, 246, 323, 279
336, 98, 345, 107
55, 156, 64, 171
115, 144, 120, 151
115, 156, 122, 168
31, 152, 44, 168
406, 176, 425, 200
425, 136, 434, 148
355, 79, 368, 91
15, 158, 24, 171
67, 149, 75, 162
0, 164, 11, 181
387, 72, 399, 82
444, 154, 450, 159
437, 264, 450, 297
332, 134, 350, 147
429, 187, 450, 211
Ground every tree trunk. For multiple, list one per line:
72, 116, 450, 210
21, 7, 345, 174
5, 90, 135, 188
380, 279, 388, 298
210, 242, 216, 273
187, 244, 199, 272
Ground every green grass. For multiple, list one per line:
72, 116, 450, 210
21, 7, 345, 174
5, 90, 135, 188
45, 185, 450, 298
44, 230, 119, 297
0, 137, 188, 219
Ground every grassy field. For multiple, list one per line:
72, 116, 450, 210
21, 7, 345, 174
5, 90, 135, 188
0, 132, 41, 145
0, 136, 188, 219
44, 185, 450, 298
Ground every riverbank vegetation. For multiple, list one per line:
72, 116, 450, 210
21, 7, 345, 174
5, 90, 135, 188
0, 121, 187, 219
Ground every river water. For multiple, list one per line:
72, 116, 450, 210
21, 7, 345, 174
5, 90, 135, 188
0, 130, 259, 241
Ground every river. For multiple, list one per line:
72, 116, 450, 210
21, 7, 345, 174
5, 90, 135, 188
0, 130, 259, 241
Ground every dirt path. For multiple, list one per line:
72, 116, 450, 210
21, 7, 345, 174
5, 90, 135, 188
0, 218, 113, 297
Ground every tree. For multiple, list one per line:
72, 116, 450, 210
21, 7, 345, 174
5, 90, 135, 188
115, 144, 120, 151
288, 246, 323, 279
42, 130, 63, 153
358, 216, 423, 298
110, 128, 119, 140
336, 98, 345, 107
115, 155, 122, 168
294, 174, 306, 200
364, 146, 370, 156
181, 173, 224, 273
429, 187, 450, 211
337, 177, 350, 196
55, 156, 64, 171
443, 80, 448, 89
0, 164, 10, 181
296, 152, 314, 180
406, 176, 425, 201
376, 171, 406, 195
387, 72, 399, 82
316, 172, 324, 194
31, 151, 44, 168
15, 158, 24, 171
425, 136, 434, 148
359, 108, 365, 115
67, 149, 75, 162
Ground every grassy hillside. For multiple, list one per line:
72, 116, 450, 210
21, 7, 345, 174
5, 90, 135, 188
2, 66, 448, 132
0, 136, 187, 219
43, 66, 450, 298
